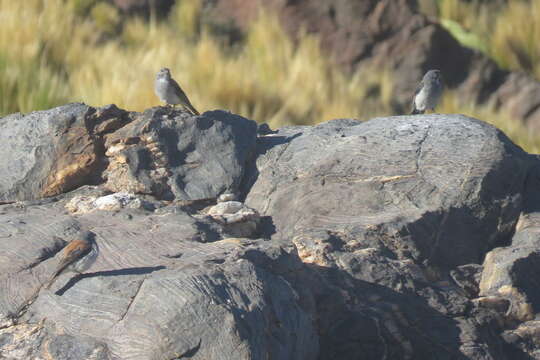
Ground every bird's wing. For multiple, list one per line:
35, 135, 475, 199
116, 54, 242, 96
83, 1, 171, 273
53, 239, 92, 277
170, 79, 200, 115
414, 80, 423, 97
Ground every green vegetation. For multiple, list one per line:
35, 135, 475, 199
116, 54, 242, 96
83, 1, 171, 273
420, 0, 540, 78
1, 0, 539, 153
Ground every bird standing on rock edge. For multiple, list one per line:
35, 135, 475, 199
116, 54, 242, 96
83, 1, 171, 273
154, 67, 200, 116
45, 230, 99, 290
411, 69, 443, 115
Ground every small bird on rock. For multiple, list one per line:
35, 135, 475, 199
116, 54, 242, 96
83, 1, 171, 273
411, 69, 443, 115
45, 230, 99, 289
154, 67, 200, 115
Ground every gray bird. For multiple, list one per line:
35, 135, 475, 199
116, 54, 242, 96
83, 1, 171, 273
411, 69, 443, 115
154, 68, 200, 115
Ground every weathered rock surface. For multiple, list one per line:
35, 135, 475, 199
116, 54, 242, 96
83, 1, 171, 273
0, 194, 317, 360
0, 103, 124, 202
103, 108, 257, 201
245, 115, 529, 270
479, 165, 540, 329
2, 104, 540, 359
0, 104, 257, 203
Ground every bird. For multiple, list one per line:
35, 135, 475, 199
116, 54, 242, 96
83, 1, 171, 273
411, 69, 443, 115
45, 230, 99, 289
154, 67, 200, 116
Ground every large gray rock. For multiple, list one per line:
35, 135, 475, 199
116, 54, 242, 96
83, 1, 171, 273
0, 105, 258, 203
479, 164, 540, 324
0, 194, 317, 360
246, 115, 530, 271
1, 107, 538, 359
103, 108, 257, 201
0, 190, 515, 360
0, 103, 110, 202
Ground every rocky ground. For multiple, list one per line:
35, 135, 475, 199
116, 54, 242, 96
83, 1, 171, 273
1, 103, 540, 359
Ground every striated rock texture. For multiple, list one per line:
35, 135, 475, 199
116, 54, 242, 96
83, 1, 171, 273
0, 105, 257, 203
2, 104, 540, 359
245, 116, 528, 270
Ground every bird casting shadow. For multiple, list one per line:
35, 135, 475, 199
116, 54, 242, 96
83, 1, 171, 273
54, 266, 166, 296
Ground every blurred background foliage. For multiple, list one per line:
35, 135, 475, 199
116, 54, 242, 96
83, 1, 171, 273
1, 0, 540, 152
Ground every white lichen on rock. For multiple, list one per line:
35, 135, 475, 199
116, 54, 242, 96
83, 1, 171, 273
206, 201, 260, 237
66, 192, 144, 214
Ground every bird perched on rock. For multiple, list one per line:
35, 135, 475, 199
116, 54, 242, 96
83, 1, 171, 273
154, 67, 200, 115
45, 230, 99, 289
411, 69, 443, 115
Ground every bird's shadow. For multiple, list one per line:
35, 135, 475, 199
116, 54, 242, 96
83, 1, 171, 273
172, 339, 202, 359
54, 266, 166, 296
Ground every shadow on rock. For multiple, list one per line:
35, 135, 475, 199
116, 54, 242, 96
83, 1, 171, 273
301, 263, 529, 360
240, 132, 302, 200
55, 266, 166, 295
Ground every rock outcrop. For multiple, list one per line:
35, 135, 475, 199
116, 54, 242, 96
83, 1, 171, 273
0, 105, 257, 203
2, 103, 540, 359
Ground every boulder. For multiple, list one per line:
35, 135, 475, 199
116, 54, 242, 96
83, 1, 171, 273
206, 200, 260, 238
479, 165, 540, 323
0, 105, 258, 203
103, 108, 257, 201
0, 194, 317, 360
1, 107, 538, 359
0, 103, 127, 202
245, 115, 530, 271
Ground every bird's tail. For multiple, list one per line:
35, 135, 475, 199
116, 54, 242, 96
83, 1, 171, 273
411, 108, 424, 115
183, 102, 200, 116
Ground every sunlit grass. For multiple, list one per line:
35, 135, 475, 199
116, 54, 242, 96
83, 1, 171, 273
439, 91, 540, 154
55, 1, 392, 127
490, 0, 540, 76
0, 54, 69, 114
420, 0, 540, 79
0, 0, 539, 153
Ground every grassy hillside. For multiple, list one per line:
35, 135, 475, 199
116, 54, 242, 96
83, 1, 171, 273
1, 0, 539, 153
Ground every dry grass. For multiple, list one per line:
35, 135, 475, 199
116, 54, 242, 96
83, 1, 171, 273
0, 0, 391, 127
420, 0, 540, 78
439, 92, 540, 154
0, 0, 539, 154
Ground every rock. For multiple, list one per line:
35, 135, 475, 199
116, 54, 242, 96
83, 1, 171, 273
103, 108, 257, 201
472, 296, 511, 314
0, 105, 257, 203
246, 115, 530, 271
479, 213, 540, 323
217, 193, 236, 203
0, 103, 131, 203
0, 195, 317, 360
477, 164, 540, 324
0, 103, 125, 202
2, 107, 539, 359
65, 192, 150, 214
450, 264, 483, 298
502, 320, 540, 359
207, 201, 260, 237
